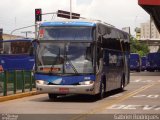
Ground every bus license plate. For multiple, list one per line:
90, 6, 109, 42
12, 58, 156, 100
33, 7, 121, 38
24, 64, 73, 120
59, 88, 69, 93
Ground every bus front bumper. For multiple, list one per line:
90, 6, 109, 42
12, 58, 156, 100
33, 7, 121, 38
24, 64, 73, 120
36, 83, 96, 95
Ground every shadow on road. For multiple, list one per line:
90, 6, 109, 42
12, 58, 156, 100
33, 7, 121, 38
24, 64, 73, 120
31, 89, 126, 103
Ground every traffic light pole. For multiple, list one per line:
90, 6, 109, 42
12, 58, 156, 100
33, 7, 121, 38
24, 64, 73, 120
41, 12, 57, 15
35, 21, 38, 39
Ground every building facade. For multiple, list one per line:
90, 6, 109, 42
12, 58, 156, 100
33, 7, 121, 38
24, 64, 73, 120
2, 34, 23, 40
140, 19, 160, 39
139, 19, 160, 53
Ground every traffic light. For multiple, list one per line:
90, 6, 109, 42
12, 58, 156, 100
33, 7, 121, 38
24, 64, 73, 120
57, 10, 80, 19
35, 9, 42, 21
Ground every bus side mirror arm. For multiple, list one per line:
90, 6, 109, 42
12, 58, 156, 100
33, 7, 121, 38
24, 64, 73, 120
32, 39, 40, 46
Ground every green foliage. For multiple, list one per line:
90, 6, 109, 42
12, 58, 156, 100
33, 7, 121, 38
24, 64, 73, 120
130, 36, 149, 57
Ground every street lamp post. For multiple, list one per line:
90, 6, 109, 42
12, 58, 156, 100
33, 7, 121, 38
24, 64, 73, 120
21, 31, 32, 38
10, 24, 36, 39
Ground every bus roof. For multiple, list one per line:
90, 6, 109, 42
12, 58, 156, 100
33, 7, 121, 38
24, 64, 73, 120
40, 19, 129, 43
40, 20, 128, 34
0, 38, 33, 42
130, 53, 140, 55
40, 21, 96, 27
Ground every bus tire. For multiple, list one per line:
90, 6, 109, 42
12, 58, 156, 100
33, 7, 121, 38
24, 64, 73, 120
97, 81, 105, 100
136, 69, 140, 72
48, 93, 57, 100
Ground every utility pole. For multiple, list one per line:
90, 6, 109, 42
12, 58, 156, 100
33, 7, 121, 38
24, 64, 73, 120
70, 0, 72, 19
150, 15, 152, 39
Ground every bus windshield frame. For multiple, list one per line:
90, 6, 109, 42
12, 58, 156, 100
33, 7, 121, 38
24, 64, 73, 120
36, 40, 95, 75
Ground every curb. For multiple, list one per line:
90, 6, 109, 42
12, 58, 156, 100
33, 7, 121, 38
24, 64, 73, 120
0, 91, 38, 102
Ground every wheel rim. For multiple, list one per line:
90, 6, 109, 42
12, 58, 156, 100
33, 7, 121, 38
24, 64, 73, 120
121, 80, 124, 89
121, 83, 124, 89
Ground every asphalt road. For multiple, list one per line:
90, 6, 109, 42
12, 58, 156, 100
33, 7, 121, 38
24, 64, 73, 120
0, 71, 160, 120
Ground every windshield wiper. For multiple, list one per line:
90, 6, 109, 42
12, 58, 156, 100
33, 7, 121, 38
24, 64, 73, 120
65, 59, 79, 74
64, 45, 79, 74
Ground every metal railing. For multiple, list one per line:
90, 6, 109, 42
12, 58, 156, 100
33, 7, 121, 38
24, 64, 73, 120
0, 70, 35, 96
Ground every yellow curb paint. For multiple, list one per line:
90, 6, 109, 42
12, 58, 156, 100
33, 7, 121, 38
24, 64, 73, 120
0, 91, 38, 102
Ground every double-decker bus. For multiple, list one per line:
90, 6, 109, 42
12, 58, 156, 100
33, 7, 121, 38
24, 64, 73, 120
35, 19, 130, 100
0, 39, 35, 71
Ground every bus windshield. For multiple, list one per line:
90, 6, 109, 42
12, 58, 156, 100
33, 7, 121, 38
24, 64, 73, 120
0, 41, 32, 55
39, 27, 94, 41
37, 42, 94, 74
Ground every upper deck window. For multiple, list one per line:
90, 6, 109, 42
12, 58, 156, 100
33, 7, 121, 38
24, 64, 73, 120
39, 27, 94, 41
0, 41, 32, 55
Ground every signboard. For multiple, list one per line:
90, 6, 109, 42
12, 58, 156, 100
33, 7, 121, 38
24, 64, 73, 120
57, 10, 80, 19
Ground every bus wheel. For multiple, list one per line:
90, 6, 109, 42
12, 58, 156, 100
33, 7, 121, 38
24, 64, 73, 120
136, 69, 140, 72
97, 81, 105, 100
48, 93, 57, 100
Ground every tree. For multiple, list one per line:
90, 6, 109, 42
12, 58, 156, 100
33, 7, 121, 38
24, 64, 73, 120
130, 36, 149, 57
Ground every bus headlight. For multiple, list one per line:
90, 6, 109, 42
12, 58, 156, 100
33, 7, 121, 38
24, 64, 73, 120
79, 81, 94, 85
36, 80, 48, 85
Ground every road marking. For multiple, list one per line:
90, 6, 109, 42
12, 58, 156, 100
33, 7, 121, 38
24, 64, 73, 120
111, 94, 160, 99
107, 104, 160, 111
131, 79, 153, 83
70, 83, 156, 120
133, 94, 159, 99
131, 79, 160, 83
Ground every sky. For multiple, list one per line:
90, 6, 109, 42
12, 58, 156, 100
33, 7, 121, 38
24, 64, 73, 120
0, 0, 149, 38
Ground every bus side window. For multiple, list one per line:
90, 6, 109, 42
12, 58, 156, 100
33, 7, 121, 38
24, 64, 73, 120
22, 48, 25, 53
116, 55, 123, 67
29, 47, 34, 56
103, 50, 109, 66
0, 50, 3, 54
0, 47, 3, 54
